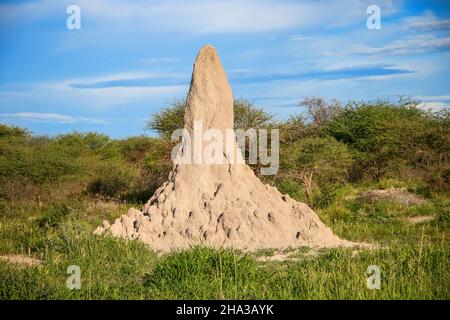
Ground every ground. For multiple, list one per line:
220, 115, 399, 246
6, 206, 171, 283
0, 179, 448, 300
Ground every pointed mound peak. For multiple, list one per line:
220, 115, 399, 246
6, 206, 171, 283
184, 45, 234, 133
196, 44, 219, 60
192, 45, 223, 75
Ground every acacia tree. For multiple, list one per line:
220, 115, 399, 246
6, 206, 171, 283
146, 98, 273, 137
281, 136, 353, 207
325, 99, 442, 182
146, 99, 186, 139
300, 97, 342, 127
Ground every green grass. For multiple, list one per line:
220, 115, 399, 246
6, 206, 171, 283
0, 184, 449, 300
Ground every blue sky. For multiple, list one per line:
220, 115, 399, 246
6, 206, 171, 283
0, 0, 449, 138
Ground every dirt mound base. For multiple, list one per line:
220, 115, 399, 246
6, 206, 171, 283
356, 188, 427, 206
0, 255, 43, 267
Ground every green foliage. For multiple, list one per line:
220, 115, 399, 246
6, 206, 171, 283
0, 213, 157, 299
0, 125, 174, 204
278, 115, 308, 143
146, 99, 186, 139
37, 203, 71, 228
142, 139, 172, 172
0, 124, 29, 139
326, 100, 449, 185
283, 136, 353, 184
146, 98, 273, 138
56, 132, 110, 151
0, 161, 448, 300
281, 136, 353, 207
0, 227, 448, 299
233, 98, 274, 130
0, 97, 449, 300
321, 204, 353, 223
274, 178, 304, 201
0, 140, 85, 184
144, 247, 259, 299
299, 96, 342, 127
432, 197, 450, 229
117, 136, 156, 162
87, 160, 140, 200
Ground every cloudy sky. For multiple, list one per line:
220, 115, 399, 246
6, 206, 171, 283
0, 0, 449, 137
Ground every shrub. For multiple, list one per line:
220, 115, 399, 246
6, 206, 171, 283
274, 178, 303, 201
146, 99, 186, 139
281, 136, 354, 207
233, 98, 274, 130
146, 99, 273, 138
321, 204, 353, 223
432, 197, 450, 229
0, 142, 84, 184
326, 99, 449, 186
37, 203, 71, 228
0, 124, 29, 139
299, 97, 342, 127
118, 136, 158, 163
87, 161, 140, 200
0, 176, 39, 203
55, 132, 110, 158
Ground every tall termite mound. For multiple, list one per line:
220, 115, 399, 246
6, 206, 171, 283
94, 45, 353, 251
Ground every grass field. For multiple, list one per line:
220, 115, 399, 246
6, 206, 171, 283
1, 181, 448, 300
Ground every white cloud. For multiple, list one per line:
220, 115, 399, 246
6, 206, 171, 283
408, 19, 450, 32
405, 11, 450, 31
0, 0, 400, 34
40, 73, 138, 91
45, 71, 184, 89
27, 72, 188, 108
0, 71, 188, 111
344, 35, 450, 56
0, 112, 109, 124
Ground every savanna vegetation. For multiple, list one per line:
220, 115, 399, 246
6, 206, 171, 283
0, 97, 448, 299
